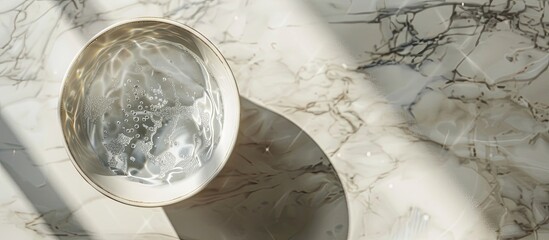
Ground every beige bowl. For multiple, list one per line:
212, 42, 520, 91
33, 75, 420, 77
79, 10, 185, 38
59, 18, 239, 207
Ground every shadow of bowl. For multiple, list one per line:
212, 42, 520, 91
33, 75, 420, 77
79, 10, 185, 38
164, 98, 349, 240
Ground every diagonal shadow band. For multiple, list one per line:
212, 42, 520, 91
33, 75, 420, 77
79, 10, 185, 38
163, 98, 349, 240
0, 114, 91, 239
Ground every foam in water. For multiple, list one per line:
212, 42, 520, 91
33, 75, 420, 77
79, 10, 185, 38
83, 36, 223, 185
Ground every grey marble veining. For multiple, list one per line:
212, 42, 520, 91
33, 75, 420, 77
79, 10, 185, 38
321, 0, 549, 238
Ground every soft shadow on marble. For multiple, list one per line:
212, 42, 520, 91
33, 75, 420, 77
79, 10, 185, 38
0, 114, 90, 238
164, 98, 349, 240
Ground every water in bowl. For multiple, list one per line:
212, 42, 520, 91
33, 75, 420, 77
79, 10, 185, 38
83, 36, 223, 185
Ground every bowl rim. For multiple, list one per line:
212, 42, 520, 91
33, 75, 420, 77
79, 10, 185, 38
58, 17, 240, 207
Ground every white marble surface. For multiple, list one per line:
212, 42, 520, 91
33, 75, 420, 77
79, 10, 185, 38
0, 0, 548, 239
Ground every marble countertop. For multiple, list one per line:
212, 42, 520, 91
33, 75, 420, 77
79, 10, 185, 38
1, 0, 548, 239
